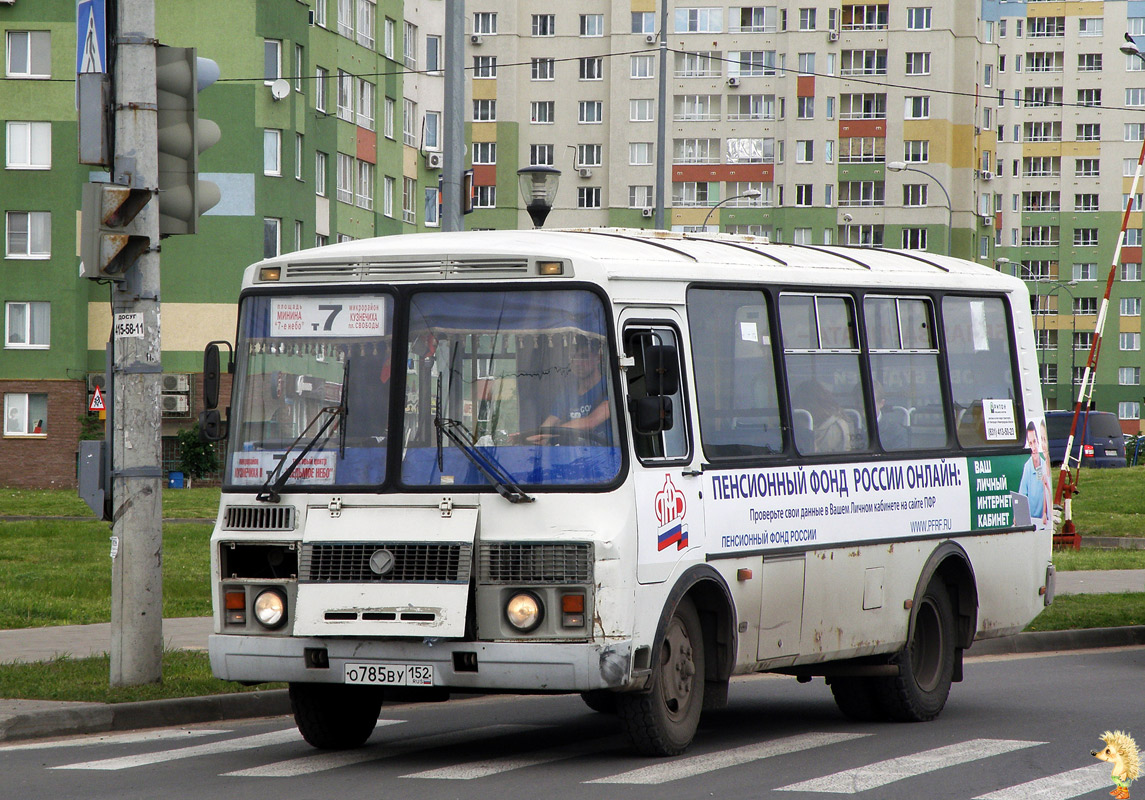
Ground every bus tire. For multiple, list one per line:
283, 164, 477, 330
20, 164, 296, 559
877, 579, 956, 722
581, 690, 618, 714
289, 682, 383, 749
829, 677, 886, 722
617, 597, 705, 756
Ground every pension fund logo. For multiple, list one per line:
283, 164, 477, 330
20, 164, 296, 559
655, 475, 689, 552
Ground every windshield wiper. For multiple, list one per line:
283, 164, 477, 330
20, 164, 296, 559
434, 416, 534, 504
257, 360, 350, 503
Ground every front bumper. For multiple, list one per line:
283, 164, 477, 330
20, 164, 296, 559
209, 633, 634, 692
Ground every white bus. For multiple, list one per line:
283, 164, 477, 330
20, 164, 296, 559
203, 229, 1054, 756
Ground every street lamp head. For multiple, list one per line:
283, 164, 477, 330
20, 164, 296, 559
842, 213, 853, 223
516, 166, 561, 229
742, 189, 763, 199
886, 161, 908, 172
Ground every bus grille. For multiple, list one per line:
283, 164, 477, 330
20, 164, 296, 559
299, 542, 472, 583
478, 542, 593, 585
222, 505, 296, 531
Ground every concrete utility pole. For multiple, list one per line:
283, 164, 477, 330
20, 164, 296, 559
109, 0, 164, 686
653, 0, 668, 230
441, 0, 465, 232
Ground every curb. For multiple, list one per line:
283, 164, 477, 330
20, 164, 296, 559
5, 627, 1145, 743
0, 690, 290, 744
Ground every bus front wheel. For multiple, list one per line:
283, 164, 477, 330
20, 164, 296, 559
877, 579, 956, 722
617, 597, 705, 756
289, 682, 383, 749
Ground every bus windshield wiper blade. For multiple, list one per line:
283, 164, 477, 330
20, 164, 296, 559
257, 401, 345, 503
434, 416, 534, 504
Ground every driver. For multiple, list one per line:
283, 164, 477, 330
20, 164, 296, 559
539, 336, 611, 435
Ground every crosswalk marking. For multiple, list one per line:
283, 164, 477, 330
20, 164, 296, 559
776, 738, 1044, 793
974, 762, 1112, 800
52, 728, 302, 770
222, 724, 530, 778
586, 732, 870, 785
402, 736, 622, 779
0, 729, 230, 751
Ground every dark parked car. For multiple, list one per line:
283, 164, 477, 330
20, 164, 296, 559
1044, 410, 1126, 468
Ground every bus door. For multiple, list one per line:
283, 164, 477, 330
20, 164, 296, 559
622, 314, 705, 584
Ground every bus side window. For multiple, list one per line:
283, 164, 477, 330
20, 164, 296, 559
625, 326, 689, 461
941, 296, 1021, 448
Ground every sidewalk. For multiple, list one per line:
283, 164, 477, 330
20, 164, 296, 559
1, 569, 1143, 743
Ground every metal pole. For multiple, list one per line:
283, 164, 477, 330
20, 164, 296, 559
441, 0, 465, 232
110, 0, 163, 685
653, 0, 668, 230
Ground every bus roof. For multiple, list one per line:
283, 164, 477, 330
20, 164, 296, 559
248, 228, 1021, 292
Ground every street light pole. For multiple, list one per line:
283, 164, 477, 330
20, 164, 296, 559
886, 160, 952, 256
1044, 280, 1078, 404
702, 189, 763, 230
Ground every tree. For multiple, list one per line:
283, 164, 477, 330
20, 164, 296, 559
175, 424, 220, 487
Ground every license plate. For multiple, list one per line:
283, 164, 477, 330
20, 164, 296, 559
344, 662, 434, 686
1106, 449, 1118, 456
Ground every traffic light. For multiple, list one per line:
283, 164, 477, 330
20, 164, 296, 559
80, 182, 152, 279
155, 46, 221, 236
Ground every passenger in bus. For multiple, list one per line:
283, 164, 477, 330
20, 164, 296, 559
799, 381, 854, 453
874, 382, 909, 450
536, 336, 611, 440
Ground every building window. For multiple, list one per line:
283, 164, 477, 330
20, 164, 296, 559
1073, 228, 1098, 247
5, 121, 50, 169
1122, 333, 1142, 352
264, 39, 281, 83
294, 133, 303, 180
630, 99, 655, 122
403, 98, 417, 145
7, 31, 50, 78
904, 140, 929, 163
263, 129, 281, 176
472, 99, 496, 122
401, 21, 415, 69
337, 0, 354, 38
4, 392, 48, 436
901, 228, 928, 250
532, 14, 555, 36
578, 144, 602, 168
355, 79, 374, 130
531, 58, 554, 80
383, 17, 395, 59
336, 153, 354, 204
314, 0, 327, 27
578, 101, 603, 124
531, 101, 554, 124
906, 8, 932, 31
1121, 367, 1141, 385
383, 175, 394, 217
580, 14, 604, 36
1122, 263, 1142, 281
795, 184, 814, 206
579, 57, 604, 81
384, 97, 395, 139
402, 177, 416, 223
632, 11, 655, 33
630, 142, 653, 165
424, 187, 440, 227
315, 67, 327, 112
629, 185, 653, 208
5, 301, 49, 349
5, 211, 50, 259
530, 144, 554, 166
904, 184, 928, 206
473, 55, 497, 79
1078, 17, 1102, 37
797, 97, 814, 119
356, 161, 374, 210
263, 218, 281, 259
631, 55, 654, 79
473, 12, 497, 35
337, 70, 353, 121
424, 111, 440, 151
674, 7, 723, 33
315, 151, 327, 197
904, 96, 930, 119
905, 52, 931, 76
425, 35, 441, 73
577, 186, 602, 208
1120, 401, 1141, 420
474, 184, 496, 208
472, 142, 497, 164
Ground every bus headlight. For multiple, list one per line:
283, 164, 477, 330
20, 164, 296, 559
253, 588, 287, 629
505, 591, 544, 632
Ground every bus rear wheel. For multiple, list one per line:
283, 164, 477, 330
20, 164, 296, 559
877, 579, 956, 722
617, 597, 705, 756
289, 682, 384, 749
829, 677, 886, 722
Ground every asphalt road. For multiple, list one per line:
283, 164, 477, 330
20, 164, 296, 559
4, 646, 1142, 800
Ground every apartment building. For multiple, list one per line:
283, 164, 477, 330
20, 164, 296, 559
0, 0, 444, 487
3, 0, 1145, 487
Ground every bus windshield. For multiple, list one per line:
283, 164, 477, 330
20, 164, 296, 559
225, 287, 621, 492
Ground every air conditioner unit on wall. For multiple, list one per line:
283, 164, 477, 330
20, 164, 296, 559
980, 170, 994, 181
828, 30, 839, 41
642, 208, 654, 218
161, 394, 190, 415
727, 76, 740, 87
645, 33, 657, 44
161, 373, 190, 393
425, 151, 443, 169
578, 167, 593, 178
86, 373, 107, 392
470, 34, 483, 45
981, 214, 994, 226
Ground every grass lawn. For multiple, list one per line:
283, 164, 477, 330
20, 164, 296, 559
1067, 466, 1145, 539
0, 487, 220, 519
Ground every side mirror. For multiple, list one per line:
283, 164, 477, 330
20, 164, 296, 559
203, 343, 221, 410
632, 395, 674, 434
199, 409, 227, 442
643, 344, 680, 396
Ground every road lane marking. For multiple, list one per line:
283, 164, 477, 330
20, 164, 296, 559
776, 738, 1044, 793
53, 729, 303, 770
974, 762, 1112, 800
586, 732, 870, 785
223, 724, 531, 778
0, 729, 231, 751
402, 736, 622, 779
